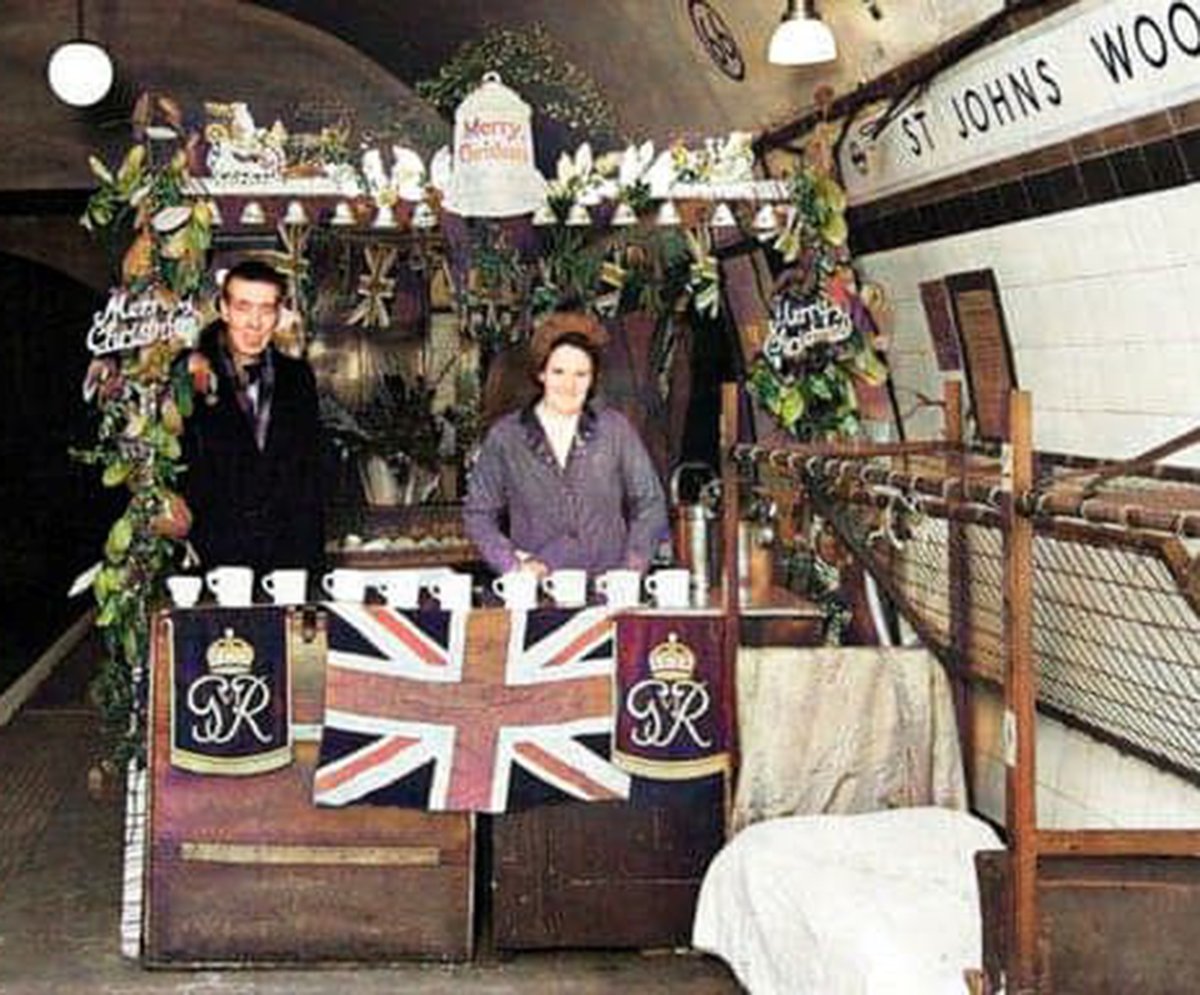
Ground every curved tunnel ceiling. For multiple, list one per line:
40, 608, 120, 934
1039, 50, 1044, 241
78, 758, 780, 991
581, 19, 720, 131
0, 0, 448, 190
252, 0, 1003, 141
4, 0, 1001, 192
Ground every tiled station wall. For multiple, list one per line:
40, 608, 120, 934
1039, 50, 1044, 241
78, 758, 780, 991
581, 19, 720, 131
848, 96, 1200, 824
970, 687, 1200, 829
852, 101, 1200, 468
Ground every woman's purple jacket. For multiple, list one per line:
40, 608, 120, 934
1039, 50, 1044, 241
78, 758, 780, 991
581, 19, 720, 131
463, 403, 669, 575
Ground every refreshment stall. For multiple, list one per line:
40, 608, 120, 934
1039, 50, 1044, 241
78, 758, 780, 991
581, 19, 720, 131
78, 78, 944, 965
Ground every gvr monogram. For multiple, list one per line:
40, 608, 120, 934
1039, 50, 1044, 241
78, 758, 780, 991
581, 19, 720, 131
624, 678, 713, 749
187, 674, 273, 745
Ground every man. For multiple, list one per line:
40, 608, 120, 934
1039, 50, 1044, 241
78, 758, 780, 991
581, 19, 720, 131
182, 260, 324, 577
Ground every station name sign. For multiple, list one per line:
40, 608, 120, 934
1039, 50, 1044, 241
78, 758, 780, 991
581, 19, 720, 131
88, 289, 200, 356
839, 0, 1200, 203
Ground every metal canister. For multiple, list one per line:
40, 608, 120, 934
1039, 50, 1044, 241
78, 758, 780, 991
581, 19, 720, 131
685, 504, 712, 602
669, 462, 719, 603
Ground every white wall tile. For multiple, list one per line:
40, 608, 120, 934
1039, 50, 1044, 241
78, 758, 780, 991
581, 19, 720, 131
861, 184, 1200, 465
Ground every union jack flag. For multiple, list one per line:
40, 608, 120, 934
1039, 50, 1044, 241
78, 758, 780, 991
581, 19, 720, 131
314, 605, 630, 813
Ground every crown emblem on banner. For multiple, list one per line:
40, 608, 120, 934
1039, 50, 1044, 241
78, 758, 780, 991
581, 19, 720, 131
647, 632, 696, 682
206, 627, 255, 676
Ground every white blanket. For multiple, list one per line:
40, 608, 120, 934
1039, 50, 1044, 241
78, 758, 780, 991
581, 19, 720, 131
693, 807, 1001, 995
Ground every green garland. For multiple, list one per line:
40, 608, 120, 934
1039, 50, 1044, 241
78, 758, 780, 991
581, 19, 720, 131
416, 23, 621, 143
75, 110, 212, 763
746, 164, 887, 441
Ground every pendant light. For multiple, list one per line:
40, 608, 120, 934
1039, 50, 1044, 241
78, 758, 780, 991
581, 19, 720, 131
768, 0, 837, 66
46, 0, 114, 107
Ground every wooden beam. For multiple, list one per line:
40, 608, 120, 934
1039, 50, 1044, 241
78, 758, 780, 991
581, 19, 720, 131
720, 382, 742, 828
1004, 390, 1039, 992
1038, 830, 1200, 859
733, 439, 955, 462
945, 381, 975, 810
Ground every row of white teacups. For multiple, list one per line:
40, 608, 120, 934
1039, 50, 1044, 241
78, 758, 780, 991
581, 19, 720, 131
166, 565, 694, 610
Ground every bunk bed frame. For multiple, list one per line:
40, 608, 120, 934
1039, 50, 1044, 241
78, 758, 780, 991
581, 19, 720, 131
717, 382, 1200, 994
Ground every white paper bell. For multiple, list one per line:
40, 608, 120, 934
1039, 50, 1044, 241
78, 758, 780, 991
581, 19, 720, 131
239, 200, 266, 226
655, 200, 681, 226
373, 203, 397, 228
566, 203, 591, 227
411, 201, 438, 229
709, 202, 738, 228
752, 203, 780, 235
610, 202, 638, 227
331, 201, 355, 226
532, 203, 558, 226
282, 200, 308, 225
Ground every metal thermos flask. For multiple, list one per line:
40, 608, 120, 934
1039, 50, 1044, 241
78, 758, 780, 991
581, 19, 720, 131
669, 463, 719, 603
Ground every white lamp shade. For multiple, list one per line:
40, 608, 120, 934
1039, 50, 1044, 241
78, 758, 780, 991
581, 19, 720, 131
768, 15, 837, 66
46, 40, 114, 107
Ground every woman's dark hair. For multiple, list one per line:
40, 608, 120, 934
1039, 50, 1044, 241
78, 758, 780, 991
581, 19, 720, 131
533, 331, 602, 393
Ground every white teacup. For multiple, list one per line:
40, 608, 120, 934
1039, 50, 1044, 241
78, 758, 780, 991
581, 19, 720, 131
595, 569, 642, 608
205, 566, 254, 607
261, 568, 307, 606
644, 568, 691, 609
166, 575, 202, 608
376, 569, 423, 610
492, 570, 538, 611
427, 573, 472, 611
322, 568, 368, 603
541, 569, 588, 608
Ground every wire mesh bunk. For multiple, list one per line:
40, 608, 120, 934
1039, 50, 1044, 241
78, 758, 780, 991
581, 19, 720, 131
721, 382, 1200, 993
732, 420, 1200, 784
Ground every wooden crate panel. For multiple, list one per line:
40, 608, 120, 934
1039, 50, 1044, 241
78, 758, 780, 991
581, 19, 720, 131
146, 618, 473, 964
978, 851, 1200, 994
492, 779, 725, 950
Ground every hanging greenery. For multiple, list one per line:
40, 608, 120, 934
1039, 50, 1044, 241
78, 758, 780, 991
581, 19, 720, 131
74, 98, 213, 762
746, 160, 888, 441
415, 23, 621, 144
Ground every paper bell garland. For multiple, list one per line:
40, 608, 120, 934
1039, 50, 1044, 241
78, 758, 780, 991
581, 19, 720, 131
239, 200, 266, 226
655, 200, 681, 226
610, 202, 638, 227
411, 202, 438, 229
372, 203, 398, 229
282, 200, 308, 225
752, 203, 780, 236
347, 245, 398, 329
709, 202, 737, 228
531, 203, 557, 226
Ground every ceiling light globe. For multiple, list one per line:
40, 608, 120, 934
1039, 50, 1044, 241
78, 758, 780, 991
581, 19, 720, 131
768, 16, 837, 66
46, 40, 114, 107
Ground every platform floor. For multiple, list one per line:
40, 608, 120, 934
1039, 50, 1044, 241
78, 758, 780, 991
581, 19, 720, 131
0, 633, 740, 994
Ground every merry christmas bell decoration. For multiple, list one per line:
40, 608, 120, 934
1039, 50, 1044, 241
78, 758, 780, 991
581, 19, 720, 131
443, 71, 546, 218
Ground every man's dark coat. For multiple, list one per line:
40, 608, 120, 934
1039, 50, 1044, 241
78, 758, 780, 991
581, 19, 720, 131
182, 324, 324, 576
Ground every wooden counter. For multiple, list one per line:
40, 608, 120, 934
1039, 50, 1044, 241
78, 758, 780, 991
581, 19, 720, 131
490, 589, 825, 951
143, 611, 474, 965
143, 590, 826, 960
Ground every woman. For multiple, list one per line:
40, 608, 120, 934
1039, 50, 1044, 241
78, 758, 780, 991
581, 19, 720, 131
464, 312, 668, 578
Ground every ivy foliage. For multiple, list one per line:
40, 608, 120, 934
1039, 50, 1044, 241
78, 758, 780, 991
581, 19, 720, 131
416, 23, 621, 145
746, 164, 888, 441
75, 98, 213, 763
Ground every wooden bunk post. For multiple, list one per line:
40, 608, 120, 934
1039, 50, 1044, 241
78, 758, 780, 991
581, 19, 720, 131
944, 380, 974, 808
1003, 389, 1039, 992
720, 382, 742, 816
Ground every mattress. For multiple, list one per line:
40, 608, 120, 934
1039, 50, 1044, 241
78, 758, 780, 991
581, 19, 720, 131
693, 807, 1001, 995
